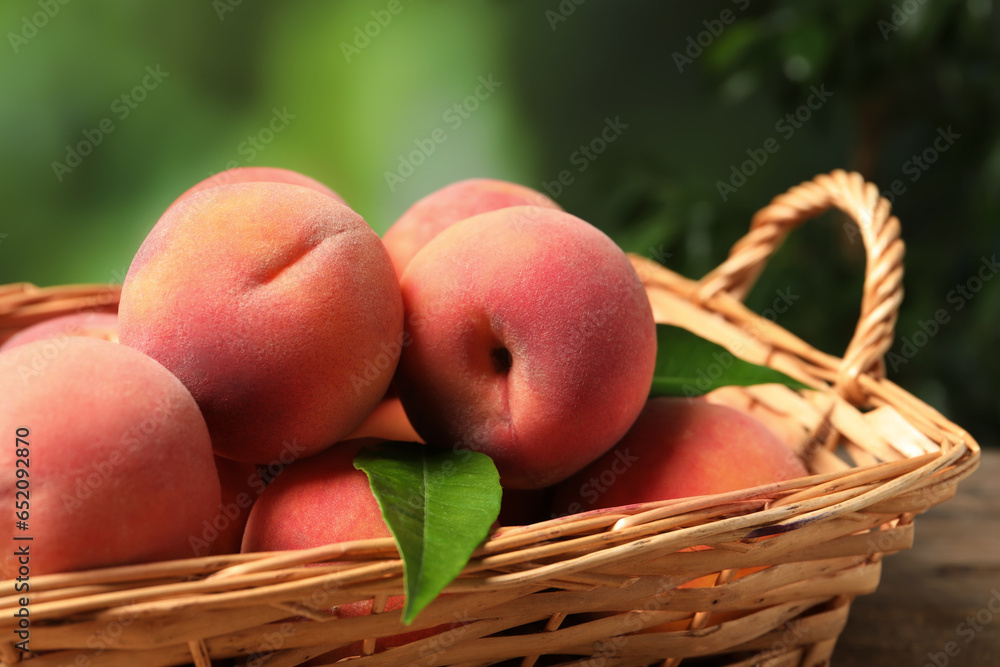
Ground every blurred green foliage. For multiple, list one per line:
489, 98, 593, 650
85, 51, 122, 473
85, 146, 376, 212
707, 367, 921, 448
1, 1, 997, 446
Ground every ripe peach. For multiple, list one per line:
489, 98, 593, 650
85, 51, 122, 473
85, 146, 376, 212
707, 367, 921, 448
171, 166, 346, 207
382, 178, 560, 279
118, 182, 404, 464
394, 206, 657, 489
550, 397, 809, 516
703, 385, 809, 450
242, 440, 450, 657
189, 456, 264, 557
0, 312, 118, 352
241, 439, 388, 554
0, 337, 220, 577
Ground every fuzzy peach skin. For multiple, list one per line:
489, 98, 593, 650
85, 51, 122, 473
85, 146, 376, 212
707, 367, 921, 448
703, 385, 810, 450
192, 456, 264, 557
0, 337, 220, 577
550, 397, 810, 517
565, 397, 792, 632
394, 205, 657, 489
241, 438, 388, 554
242, 439, 451, 657
171, 166, 346, 207
0, 312, 118, 352
382, 178, 561, 279
118, 182, 404, 464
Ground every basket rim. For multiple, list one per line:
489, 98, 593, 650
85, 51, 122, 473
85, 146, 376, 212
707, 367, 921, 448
0, 169, 983, 666
0, 264, 980, 602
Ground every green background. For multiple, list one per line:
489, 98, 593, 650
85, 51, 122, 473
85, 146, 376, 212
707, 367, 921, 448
1, 1, 997, 447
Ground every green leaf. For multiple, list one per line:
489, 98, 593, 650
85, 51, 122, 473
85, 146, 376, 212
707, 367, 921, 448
650, 324, 811, 397
354, 442, 501, 625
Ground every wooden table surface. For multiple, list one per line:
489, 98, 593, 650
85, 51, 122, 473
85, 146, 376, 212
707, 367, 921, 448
833, 447, 1000, 665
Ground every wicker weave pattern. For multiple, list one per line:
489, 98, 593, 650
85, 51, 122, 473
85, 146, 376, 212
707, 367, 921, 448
0, 171, 980, 667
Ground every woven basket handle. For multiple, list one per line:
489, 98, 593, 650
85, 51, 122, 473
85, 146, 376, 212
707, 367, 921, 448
693, 169, 905, 404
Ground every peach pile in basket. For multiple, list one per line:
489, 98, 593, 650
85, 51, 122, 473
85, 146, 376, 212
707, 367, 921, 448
0, 167, 807, 615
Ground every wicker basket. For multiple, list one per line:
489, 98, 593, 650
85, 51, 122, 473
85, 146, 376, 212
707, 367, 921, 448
0, 170, 980, 667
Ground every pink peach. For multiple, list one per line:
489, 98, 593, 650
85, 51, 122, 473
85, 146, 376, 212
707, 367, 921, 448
551, 397, 810, 516
241, 439, 389, 554
171, 166, 346, 206
382, 178, 560, 279
394, 206, 657, 489
242, 439, 451, 657
0, 337, 220, 577
190, 456, 264, 556
0, 312, 118, 352
118, 182, 404, 464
